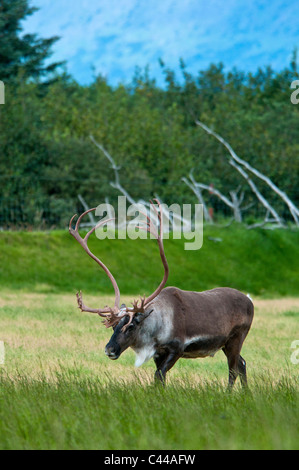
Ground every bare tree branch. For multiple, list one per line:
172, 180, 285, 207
195, 120, 299, 225
229, 159, 283, 226
181, 175, 213, 223
77, 194, 96, 227
90, 135, 136, 205
183, 172, 247, 223
246, 210, 284, 230
195, 182, 244, 223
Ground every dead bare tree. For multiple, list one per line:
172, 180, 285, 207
228, 159, 283, 228
182, 169, 256, 224
195, 120, 299, 226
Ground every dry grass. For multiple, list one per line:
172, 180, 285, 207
0, 291, 144, 383
254, 297, 299, 312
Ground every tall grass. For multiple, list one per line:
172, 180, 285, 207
0, 369, 298, 450
0, 291, 299, 449
1, 225, 299, 449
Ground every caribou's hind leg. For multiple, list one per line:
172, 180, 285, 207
238, 355, 247, 387
222, 327, 249, 389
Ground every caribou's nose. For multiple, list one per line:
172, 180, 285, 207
105, 346, 118, 360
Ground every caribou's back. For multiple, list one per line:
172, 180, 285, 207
150, 286, 253, 333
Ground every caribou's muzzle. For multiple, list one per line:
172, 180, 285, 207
105, 345, 120, 360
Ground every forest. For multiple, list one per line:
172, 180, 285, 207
1, 0, 299, 229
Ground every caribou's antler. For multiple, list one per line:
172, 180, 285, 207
134, 199, 169, 306
69, 200, 169, 332
69, 209, 120, 320
131, 295, 146, 313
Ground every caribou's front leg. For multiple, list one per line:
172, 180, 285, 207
154, 341, 182, 385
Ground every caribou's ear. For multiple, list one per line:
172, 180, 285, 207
135, 309, 154, 324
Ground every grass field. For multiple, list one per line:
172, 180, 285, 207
1, 225, 299, 296
0, 227, 298, 449
0, 290, 298, 450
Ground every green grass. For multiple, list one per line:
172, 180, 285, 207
0, 225, 299, 296
0, 371, 298, 450
1, 226, 299, 449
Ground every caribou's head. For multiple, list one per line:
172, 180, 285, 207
69, 199, 168, 360
104, 309, 153, 360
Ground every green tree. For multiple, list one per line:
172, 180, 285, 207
0, 0, 63, 82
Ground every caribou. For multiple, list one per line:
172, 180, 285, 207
69, 200, 254, 388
